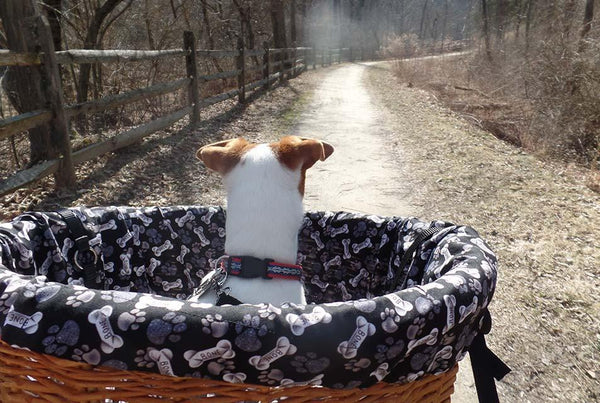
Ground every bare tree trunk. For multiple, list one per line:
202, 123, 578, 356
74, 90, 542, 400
0, 0, 52, 165
441, 0, 449, 52
481, 0, 493, 61
572, 0, 595, 94
201, 0, 216, 50
42, 0, 62, 52
233, 0, 258, 65
495, 0, 507, 44
291, 0, 297, 45
562, 0, 577, 39
200, 0, 223, 74
76, 0, 124, 104
270, 0, 287, 49
578, 0, 595, 52
396, 0, 406, 35
419, 0, 429, 39
525, 0, 535, 53
299, 0, 306, 45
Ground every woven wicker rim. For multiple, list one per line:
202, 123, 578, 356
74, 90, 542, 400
0, 339, 457, 402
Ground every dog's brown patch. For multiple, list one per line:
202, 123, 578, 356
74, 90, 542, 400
196, 138, 256, 175
271, 136, 334, 195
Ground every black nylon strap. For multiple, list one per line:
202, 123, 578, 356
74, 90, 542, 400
391, 226, 442, 292
56, 208, 97, 288
216, 292, 243, 306
469, 310, 511, 403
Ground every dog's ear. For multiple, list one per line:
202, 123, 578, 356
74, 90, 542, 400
275, 136, 334, 171
196, 138, 252, 175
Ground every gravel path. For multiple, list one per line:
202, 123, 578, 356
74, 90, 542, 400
292, 63, 411, 216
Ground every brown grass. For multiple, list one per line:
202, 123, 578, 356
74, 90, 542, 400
392, 44, 600, 193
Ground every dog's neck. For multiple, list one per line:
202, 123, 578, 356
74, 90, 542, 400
223, 144, 304, 264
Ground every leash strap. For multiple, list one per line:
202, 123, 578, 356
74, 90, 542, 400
469, 309, 511, 403
216, 292, 243, 306
391, 226, 442, 292
55, 208, 98, 288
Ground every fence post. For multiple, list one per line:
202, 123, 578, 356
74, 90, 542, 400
237, 37, 245, 104
35, 11, 75, 188
183, 31, 200, 125
263, 41, 270, 91
279, 48, 285, 84
312, 47, 316, 69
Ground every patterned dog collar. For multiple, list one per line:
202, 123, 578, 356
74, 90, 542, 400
224, 256, 302, 281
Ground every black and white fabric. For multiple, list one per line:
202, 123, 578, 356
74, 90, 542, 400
0, 206, 497, 389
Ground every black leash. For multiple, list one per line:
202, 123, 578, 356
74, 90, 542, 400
390, 226, 442, 292
56, 208, 98, 288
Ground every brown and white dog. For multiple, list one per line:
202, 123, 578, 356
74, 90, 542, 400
191, 136, 334, 306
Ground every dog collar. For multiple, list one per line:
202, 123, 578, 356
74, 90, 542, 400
223, 256, 303, 281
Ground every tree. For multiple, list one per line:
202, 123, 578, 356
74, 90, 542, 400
481, 0, 492, 61
419, 0, 429, 39
42, 0, 62, 52
270, 0, 287, 49
495, 0, 508, 44
578, 0, 595, 51
76, 0, 130, 104
0, 1, 53, 165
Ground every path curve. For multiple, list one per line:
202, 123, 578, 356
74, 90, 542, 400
291, 62, 476, 402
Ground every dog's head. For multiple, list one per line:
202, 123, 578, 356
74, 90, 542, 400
196, 136, 334, 196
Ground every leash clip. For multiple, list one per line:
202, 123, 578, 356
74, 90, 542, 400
73, 249, 98, 272
189, 256, 229, 300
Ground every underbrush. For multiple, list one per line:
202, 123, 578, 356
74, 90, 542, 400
392, 40, 600, 192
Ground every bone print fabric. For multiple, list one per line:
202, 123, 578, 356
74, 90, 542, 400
0, 206, 497, 388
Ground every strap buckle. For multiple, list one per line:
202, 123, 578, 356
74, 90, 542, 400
73, 249, 98, 272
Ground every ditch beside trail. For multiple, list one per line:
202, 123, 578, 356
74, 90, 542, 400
1, 60, 599, 403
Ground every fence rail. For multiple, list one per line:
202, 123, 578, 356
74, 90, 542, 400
1, 29, 367, 197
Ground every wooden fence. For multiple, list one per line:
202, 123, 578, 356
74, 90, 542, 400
0, 30, 363, 197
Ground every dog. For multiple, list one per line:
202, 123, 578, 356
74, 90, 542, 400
190, 136, 334, 306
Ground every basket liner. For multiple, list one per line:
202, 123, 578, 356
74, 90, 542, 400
0, 206, 496, 389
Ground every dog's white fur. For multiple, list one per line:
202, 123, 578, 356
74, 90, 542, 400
192, 136, 333, 306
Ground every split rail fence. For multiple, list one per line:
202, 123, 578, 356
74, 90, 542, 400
0, 27, 364, 197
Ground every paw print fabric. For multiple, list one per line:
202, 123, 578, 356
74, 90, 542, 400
0, 206, 497, 388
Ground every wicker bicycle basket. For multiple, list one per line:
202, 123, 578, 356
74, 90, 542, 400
0, 207, 498, 402
0, 339, 457, 402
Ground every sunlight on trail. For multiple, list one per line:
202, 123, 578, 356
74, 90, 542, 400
293, 64, 411, 217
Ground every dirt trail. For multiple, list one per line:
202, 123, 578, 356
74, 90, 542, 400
292, 63, 411, 216
291, 62, 478, 402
